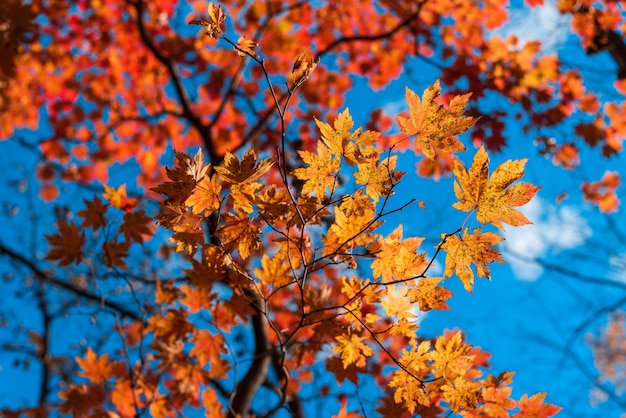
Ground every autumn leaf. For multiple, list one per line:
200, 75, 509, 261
214, 149, 274, 184
76, 196, 108, 231
215, 213, 261, 259
513, 393, 562, 417
45, 220, 86, 266
254, 253, 294, 287
293, 140, 341, 199
186, 174, 222, 216
290, 50, 318, 89
398, 80, 476, 160
235, 36, 258, 58
441, 227, 505, 292
103, 184, 137, 212
354, 155, 404, 202
408, 277, 454, 311
76, 348, 115, 384
332, 332, 374, 368
189, 2, 225, 39
102, 239, 131, 269
186, 148, 212, 182
120, 210, 153, 244
382, 284, 416, 321
453, 145, 540, 229
582, 170, 621, 213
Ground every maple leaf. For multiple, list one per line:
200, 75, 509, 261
215, 213, 261, 259
513, 393, 562, 417
293, 140, 341, 199
441, 376, 482, 413
120, 210, 153, 244
235, 36, 258, 58
103, 184, 137, 212
214, 149, 274, 184
58, 383, 105, 417
180, 284, 214, 313
184, 244, 226, 291
290, 50, 319, 89
102, 239, 130, 269
76, 196, 108, 231
381, 284, 415, 319
189, 2, 225, 39
202, 388, 226, 418
332, 332, 374, 368
582, 170, 621, 213
316, 108, 358, 162
254, 253, 294, 287
325, 355, 361, 385
441, 227, 505, 292
452, 145, 540, 229
171, 224, 205, 255
185, 148, 211, 182
76, 348, 115, 384
429, 331, 474, 379
190, 330, 229, 377
398, 80, 476, 160
370, 225, 426, 282
408, 277, 454, 311
186, 174, 222, 216
45, 220, 86, 266
151, 157, 196, 205
355, 155, 404, 202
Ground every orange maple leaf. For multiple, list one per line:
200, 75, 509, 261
398, 80, 476, 160
452, 145, 540, 229
441, 227, 505, 292
513, 392, 562, 417
186, 174, 222, 216
76, 348, 115, 384
290, 50, 319, 89
103, 184, 137, 213
45, 220, 86, 266
582, 170, 621, 213
235, 35, 258, 58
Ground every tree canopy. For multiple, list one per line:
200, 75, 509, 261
1, 0, 626, 416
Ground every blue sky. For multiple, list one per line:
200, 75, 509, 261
2, 0, 626, 416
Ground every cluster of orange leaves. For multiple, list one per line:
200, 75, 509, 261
43, 18, 558, 411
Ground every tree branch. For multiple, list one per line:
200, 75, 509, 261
0, 241, 141, 321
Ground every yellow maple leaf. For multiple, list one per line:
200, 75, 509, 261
293, 140, 340, 199
441, 227, 505, 293
398, 80, 476, 160
369, 225, 426, 282
332, 333, 374, 368
381, 284, 415, 319
452, 145, 540, 229
254, 253, 294, 287
408, 277, 454, 312
355, 155, 404, 202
